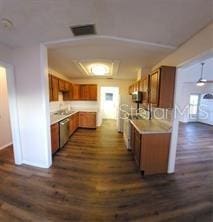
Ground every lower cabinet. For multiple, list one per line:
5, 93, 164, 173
51, 112, 96, 155
79, 112, 96, 128
69, 112, 79, 136
131, 123, 171, 175
51, 123, 59, 154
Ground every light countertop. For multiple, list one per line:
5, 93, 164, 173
130, 119, 172, 134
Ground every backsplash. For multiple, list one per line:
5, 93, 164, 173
50, 100, 99, 113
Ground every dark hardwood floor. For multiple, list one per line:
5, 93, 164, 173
0, 120, 212, 221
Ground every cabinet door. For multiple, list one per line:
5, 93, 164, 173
158, 66, 176, 108
72, 84, 80, 100
64, 81, 70, 91
150, 70, 160, 107
79, 112, 96, 128
80, 85, 89, 100
58, 79, 65, 91
52, 76, 59, 101
140, 133, 170, 175
134, 130, 141, 167
69, 116, 75, 136
74, 112, 79, 130
141, 75, 149, 105
51, 123, 59, 154
63, 83, 72, 101
88, 85, 97, 100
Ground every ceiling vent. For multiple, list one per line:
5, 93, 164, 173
70, 24, 96, 36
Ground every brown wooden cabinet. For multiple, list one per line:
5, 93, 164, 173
80, 85, 89, 100
72, 84, 80, 100
51, 76, 59, 101
140, 75, 150, 106
69, 112, 79, 136
80, 84, 97, 100
128, 66, 176, 108
59, 79, 70, 92
79, 112, 96, 128
140, 133, 170, 175
150, 66, 176, 108
48, 74, 97, 102
130, 123, 171, 175
149, 70, 160, 107
64, 81, 70, 91
63, 83, 72, 101
88, 84, 97, 100
51, 123, 59, 154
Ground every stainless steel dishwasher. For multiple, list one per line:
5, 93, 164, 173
59, 118, 70, 148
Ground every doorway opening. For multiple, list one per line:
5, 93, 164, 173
100, 87, 120, 129
189, 94, 200, 121
168, 56, 213, 175
0, 64, 22, 165
0, 67, 12, 151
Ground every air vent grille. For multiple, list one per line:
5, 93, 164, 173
70, 24, 96, 36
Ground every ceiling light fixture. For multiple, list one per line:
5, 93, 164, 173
196, 62, 207, 86
90, 64, 109, 76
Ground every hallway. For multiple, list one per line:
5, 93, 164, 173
0, 120, 212, 221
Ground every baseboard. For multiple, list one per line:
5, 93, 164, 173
22, 160, 52, 169
197, 121, 213, 126
0, 143, 13, 150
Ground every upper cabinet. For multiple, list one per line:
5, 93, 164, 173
80, 84, 97, 101
139, 75, 150, 106
59, 79, 70, 92
72, 84, 80, 100
150, 66, 176, 108
129, 81, 140, 95
51, 75, 59, 101
49, 74, 98, 101
128, 66, 176, 108
149, 70, 160, 107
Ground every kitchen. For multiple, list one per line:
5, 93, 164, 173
49, 59, 176, 176
0, 0, 212, 221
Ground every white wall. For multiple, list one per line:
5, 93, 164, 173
13, 44, 51, 168
153, 23, 213, 69
0, 67, 12, 149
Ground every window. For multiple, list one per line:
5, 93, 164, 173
105, 93, 113, 101
189, 94, 200, 116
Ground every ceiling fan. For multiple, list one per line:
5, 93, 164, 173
196, 62, 213, 86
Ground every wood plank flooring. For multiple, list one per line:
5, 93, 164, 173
0, 120, 212, 221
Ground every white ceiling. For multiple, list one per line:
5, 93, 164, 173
0, 0, 212, 79
48, 37, 174, 79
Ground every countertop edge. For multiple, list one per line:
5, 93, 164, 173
50, 110, 97, 125
130, 119, 172, 134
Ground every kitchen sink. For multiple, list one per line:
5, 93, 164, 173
54, 110, 75, 116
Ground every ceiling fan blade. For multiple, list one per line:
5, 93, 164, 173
206, 80, 213, 83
